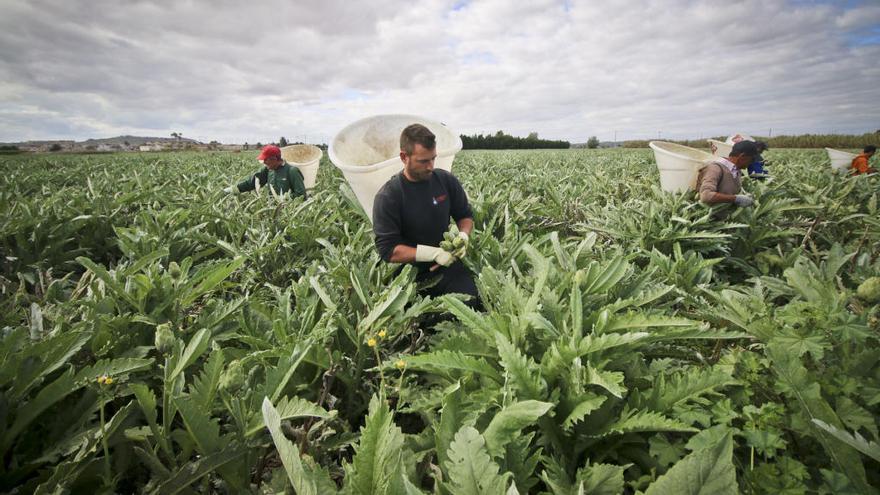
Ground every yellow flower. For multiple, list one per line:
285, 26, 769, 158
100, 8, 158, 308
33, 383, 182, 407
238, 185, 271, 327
378, 330, 387, 339
367, 338, 377, 348
105, 377, 114, 385
395, 359, 406, 370
97, 376, 106, 384
97, 375, 112, 385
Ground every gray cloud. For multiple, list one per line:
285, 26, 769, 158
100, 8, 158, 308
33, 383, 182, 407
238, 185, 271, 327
0, 0, 877, 143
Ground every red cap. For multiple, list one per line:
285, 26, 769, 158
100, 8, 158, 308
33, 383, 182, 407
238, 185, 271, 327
257, 145, 281, 161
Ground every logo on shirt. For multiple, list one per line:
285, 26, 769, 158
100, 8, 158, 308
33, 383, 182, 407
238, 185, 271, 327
432, 194, 447, 206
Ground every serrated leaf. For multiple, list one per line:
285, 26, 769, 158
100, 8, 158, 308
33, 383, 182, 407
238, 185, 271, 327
585, 364, 626, 398
645, 433, 736, 495
262, 397, 337, 495
812, 419, 880, 463
443, 426, 510, 495
577, 463, 630, 495
483, 400, 553, 456
180, 256, 245, 307
495, 333, 545, 400
766, 343, 871, 492
436, 382, 465, 469
247, 395, 332, 437
74, 357, 154, 384
563, 395, 607, 430
173, 396, 222, 454
835, 397, 878, 439
151, 447, 246, 495
402, 350, 502, 383
595, 410, 697, 438
576, 332, 649, 356
169, 328, 211, 381
344, 395, 406, 495
190, 349, 224, 411
639, 368, 738, 413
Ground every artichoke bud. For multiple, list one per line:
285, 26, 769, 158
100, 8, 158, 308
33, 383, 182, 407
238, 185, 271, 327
168, 261, 182, 279
857, 277, 880, 304
154, 323, 175, 354
219, 360, 246, 393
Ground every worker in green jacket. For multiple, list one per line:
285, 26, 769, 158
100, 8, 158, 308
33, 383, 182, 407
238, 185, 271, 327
224, 145, 307, 198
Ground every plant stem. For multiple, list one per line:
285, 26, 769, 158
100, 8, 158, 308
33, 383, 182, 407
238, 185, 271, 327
100, 396, 112, 486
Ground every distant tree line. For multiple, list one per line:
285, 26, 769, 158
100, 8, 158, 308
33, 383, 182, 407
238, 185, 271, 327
622, 131, 880, 149
461, 131, 569, 149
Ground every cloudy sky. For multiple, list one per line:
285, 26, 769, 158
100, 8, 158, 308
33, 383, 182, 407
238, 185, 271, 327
1, 0, 878, 144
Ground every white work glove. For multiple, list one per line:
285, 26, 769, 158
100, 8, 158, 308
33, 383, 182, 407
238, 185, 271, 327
415, 245, 456, 267
223, 186, 239, 195
733, 194, 754, 207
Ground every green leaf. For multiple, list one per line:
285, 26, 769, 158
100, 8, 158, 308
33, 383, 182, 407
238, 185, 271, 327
812, 419, 880, 463
169, 328, 211, 381
180, 256, 245, 308
645, 433, 736, 495
771, 331, 827, 361
173, 395, 222, 455
266, 343, 312, 402
602, 313, 700, 334
483, 400, 553, 457
247, 395, 332, 437
443, 426, 510, 495
576, 332, 649, 355
577, 463, 630, 495
344, 395, 407, 495
262, 397, 337, 495
766, 343, 871, 493
585, 364, 626, 398
435, 382, 465, 469
151, 447, 246, 495
595, 410, 697, 438
639, 368, 738, 413
835, 397, 878, 439
3, 368, 76, 449
131, 383, 174, 461
9, 331, 90, 401
77, 256, 140, 310
402, 350, 502, 384
562, 394, 607, 430
495, 333, 545, 400
189, 349, 224, 411
74, 357, 154, 384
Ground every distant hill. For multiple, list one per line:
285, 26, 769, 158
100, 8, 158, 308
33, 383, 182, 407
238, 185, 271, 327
78, 135, 200, 146
1, 135, 200, 147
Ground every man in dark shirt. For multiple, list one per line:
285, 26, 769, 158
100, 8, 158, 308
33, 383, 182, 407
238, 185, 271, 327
372, 124, 479, 305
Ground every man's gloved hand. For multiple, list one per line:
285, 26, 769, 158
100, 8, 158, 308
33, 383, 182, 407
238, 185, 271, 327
223, 186, 239, 195
734, 194, 754, 207
415, 245, 456, 267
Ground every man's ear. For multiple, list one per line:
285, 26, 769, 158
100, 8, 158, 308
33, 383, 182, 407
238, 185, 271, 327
400, 150, 408, 163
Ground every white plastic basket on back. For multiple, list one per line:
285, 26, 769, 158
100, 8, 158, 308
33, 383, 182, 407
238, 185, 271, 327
328, 115, 462, 223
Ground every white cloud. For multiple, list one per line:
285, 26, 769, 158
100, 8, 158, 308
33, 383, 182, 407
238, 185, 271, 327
0, 0, 877, 143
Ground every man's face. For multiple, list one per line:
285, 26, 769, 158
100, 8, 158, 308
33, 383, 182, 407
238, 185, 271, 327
262, 155, 283, 171
401, 143, 437, 181
729, 153, 755, 170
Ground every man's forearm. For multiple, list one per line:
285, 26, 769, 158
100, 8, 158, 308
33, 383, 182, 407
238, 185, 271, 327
702, 192, 736, 204
388, 244, 417, 263
457, 217, 474, 235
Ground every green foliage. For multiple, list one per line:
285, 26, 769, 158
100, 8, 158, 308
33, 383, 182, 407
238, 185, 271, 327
1, 149, 879, 492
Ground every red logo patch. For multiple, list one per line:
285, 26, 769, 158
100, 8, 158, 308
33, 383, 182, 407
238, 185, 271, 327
433, 194, 447, 203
